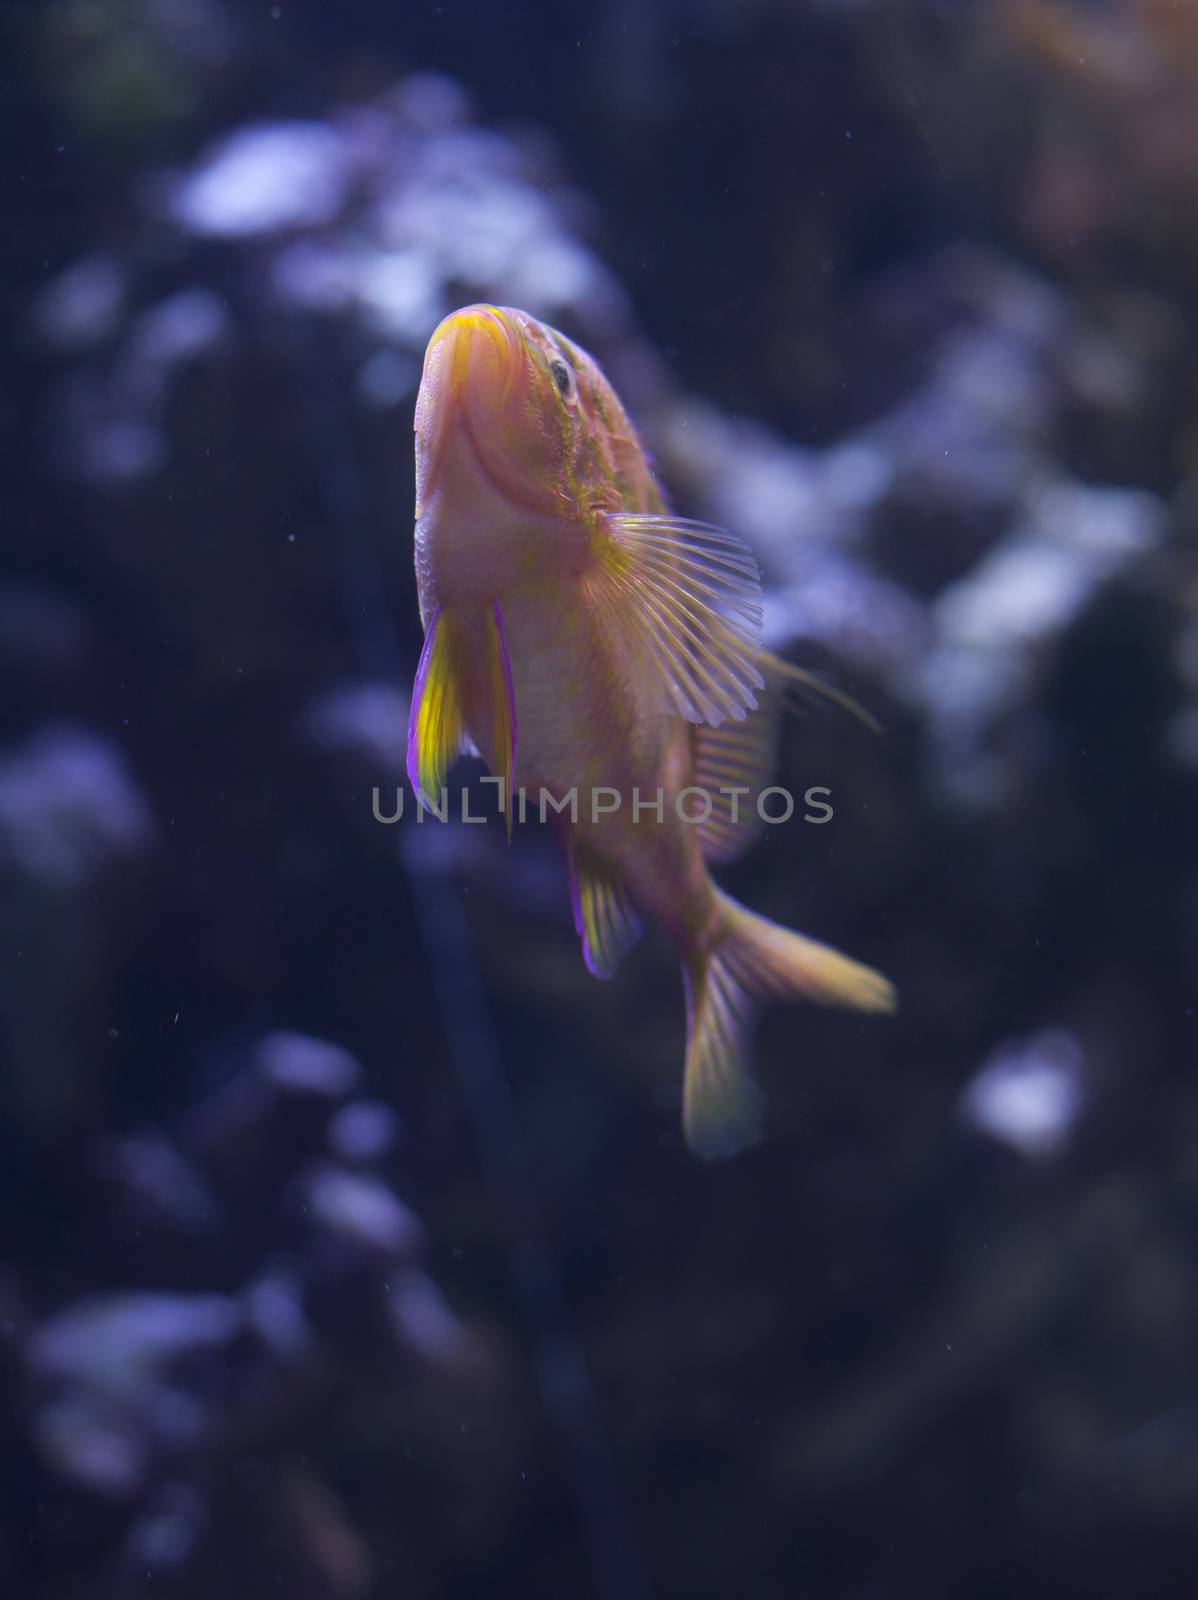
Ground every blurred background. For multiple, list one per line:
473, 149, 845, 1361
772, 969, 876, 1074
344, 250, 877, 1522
2, 1, 1198, 1595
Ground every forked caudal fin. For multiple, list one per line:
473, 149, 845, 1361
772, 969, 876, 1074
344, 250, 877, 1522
682, 890, 895, 1160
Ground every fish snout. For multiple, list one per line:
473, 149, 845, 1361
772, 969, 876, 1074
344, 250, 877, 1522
432, 304, 520, 408
415, 305, 523, 514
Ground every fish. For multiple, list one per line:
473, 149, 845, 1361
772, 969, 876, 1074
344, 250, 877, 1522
408, 304, 895, 1159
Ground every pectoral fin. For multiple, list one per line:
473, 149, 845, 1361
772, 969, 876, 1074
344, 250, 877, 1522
585, 513, 765, 727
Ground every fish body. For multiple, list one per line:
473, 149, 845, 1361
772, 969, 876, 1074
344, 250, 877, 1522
409, 304, 894, 1157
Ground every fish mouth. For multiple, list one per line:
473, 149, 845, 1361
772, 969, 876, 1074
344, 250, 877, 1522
415, 304, 528, 514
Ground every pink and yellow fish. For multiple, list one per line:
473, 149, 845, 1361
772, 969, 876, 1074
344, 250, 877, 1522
408, 304, 895, 1158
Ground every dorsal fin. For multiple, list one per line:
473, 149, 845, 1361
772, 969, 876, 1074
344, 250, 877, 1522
691, 652, 878, 863
759, 649, 880, 734
690, 692, 782, 863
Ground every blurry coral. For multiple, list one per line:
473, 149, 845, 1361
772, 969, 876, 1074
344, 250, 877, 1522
0, 728, 153, 1137
39, 0, 236, 144
2, 1029, 487, 1599
959, 1026, 1084, 1157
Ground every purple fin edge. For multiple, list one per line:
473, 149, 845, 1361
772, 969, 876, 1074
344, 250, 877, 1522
406, 606, 442, 795
490, 599, 517, 780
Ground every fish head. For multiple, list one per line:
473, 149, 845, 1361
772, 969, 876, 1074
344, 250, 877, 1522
415, 304, 618, 526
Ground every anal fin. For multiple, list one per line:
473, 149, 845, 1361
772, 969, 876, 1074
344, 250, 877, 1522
566, 837, 643, 979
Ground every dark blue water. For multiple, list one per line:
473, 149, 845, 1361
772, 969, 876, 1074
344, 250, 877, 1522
2, 2, 1197, 1595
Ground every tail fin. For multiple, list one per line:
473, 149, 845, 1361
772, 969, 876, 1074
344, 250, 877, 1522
682, 890, 895, 1160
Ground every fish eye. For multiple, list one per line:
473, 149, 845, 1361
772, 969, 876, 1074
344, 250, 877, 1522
549, 356, 575, 403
